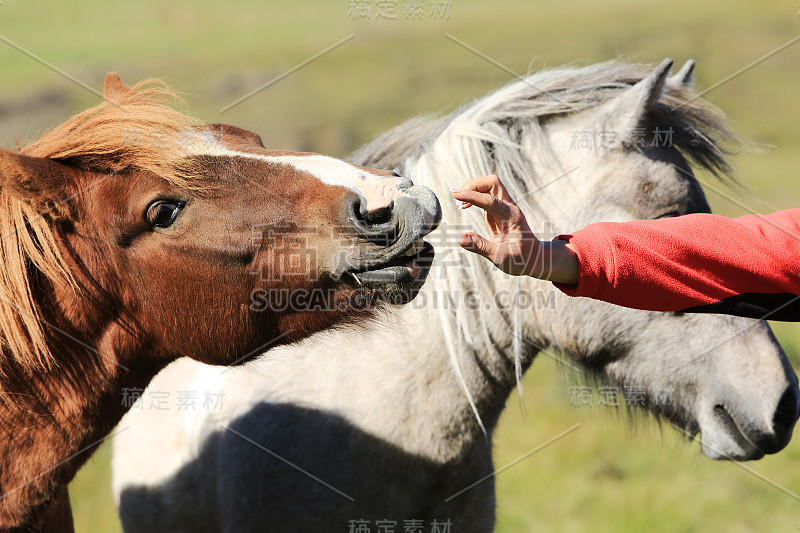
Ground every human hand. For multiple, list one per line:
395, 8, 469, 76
449, 174, 541, 277
450, 174, 579, 284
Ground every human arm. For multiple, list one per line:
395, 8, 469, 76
556, 209, 800, 319
452, 174, 800, 320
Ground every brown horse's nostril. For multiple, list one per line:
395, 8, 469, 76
350, 195, 393, 223
358, 199, 394, 225
348, 196, 398, 246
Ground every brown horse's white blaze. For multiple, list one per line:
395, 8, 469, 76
179, 126, 441, 328
0, 73, 441, 532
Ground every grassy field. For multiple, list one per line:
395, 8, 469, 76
2, 0, 800, 531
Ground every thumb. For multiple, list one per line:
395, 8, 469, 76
459, 232, 496, 261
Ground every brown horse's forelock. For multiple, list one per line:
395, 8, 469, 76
0, 81, 209, 372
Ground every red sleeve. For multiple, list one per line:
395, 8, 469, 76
553, 209, 800, 314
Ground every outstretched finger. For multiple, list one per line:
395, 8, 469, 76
460, 174, 505, 194
461, 174, 517, 203
450, 188, 512, 217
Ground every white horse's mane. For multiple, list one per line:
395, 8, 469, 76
351, 60, 739, 430
353, 60, 737, 188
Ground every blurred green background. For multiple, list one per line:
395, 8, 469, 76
2, 0, 799, 531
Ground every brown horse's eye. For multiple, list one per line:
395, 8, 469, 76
147, 201, 184, 228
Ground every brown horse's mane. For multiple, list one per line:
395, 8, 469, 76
2, 80, 204, 372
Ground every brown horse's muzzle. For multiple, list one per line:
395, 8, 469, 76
340, 181, 441, 298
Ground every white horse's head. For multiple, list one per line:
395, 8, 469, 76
354, 59, 798, 460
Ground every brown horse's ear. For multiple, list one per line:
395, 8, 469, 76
0, 149, 72, 215
104, 72, 131, 101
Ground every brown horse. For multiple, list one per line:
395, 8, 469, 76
0, 74, 440, 531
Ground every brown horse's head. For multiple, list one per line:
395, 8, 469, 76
0, 73, 441, 370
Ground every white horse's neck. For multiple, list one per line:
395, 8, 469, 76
277, 287, 532, 462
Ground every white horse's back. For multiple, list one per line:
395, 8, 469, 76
115, 315, 498, 532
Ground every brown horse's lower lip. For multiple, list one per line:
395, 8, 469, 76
349, 241, 435, 289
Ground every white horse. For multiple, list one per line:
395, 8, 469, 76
112, 59, 799, 532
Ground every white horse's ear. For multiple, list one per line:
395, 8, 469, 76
587, 58, 673, 147
668, 59, 695, 88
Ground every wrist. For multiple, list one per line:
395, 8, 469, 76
526, 239, 579, 286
